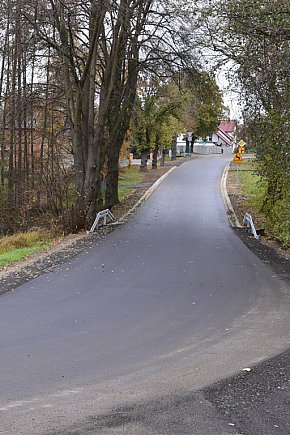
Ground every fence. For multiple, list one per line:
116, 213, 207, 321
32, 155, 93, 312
192, 145, 233, 155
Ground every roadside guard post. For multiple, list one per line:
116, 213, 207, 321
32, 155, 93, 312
243, 213, 260, 240
89, 209, 115, 233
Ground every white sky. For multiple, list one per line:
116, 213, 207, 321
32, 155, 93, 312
216, 63, 243, 121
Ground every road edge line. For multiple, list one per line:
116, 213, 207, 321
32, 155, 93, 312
220, 162, 242, 228
114, 166, 177, 225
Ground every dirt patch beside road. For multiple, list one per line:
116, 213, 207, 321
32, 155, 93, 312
0, 155, 289, 296
226, 161, 290, 285
0, 157, 192, 295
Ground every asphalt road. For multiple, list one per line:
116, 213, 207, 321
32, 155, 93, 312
1, 156, 290, 434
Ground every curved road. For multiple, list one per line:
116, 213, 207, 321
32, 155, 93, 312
1, 156, 290, 434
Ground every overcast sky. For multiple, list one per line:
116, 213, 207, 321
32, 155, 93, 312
216, 63, 243, 121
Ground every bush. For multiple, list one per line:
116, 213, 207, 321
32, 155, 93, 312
264, 192, 290, 248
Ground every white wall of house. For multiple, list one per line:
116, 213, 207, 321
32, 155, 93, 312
177, 128, 235, 156
176, 140, 186, 156
206, 133, 226, 146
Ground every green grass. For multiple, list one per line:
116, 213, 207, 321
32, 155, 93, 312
0, 244, 50, 268
241, 172, 266, 208
238, 159, 257, 172
118, 188, 134, 201
118, 166, 144, 200
232, 160, 266, 209
0, 231, 53, 268
0, 166, 148, 268
118, 166, 144, 186
231, 160, 289, 247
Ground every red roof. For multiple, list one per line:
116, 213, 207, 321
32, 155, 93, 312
217, 128, 232, 146
219, 120, 237, 135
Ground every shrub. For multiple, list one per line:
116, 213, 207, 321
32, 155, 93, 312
264, 194, 290, 248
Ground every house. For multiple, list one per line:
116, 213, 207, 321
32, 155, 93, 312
219, 120, 237, 139
176, 120, 238, 156
205, 120, 237, 148
206, 129, 232, 147
176, 134, 187, 156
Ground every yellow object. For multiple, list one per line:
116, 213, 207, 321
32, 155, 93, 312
233, 152, 243, 163
239, 146, 246, 154
238, 140, 246, 147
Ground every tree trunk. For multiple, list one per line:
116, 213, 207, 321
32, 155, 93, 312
171, 133, 177, 160
104, 40, 139, 209
185, 137, 189, 153
0, 18, 9, 190
70, 126, 104, 231
140, 150, 148, 172
152, 143, 158, 169
71, 168, 103, 232
160, 147, 166, 167
105, 146, 120, 209
191, 136, 196, 153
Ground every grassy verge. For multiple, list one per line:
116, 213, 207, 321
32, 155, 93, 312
0, 167, 144, 269
239, 162, 266, 210
231, 158, 289, 248
0, 165, 158, 269
118, 165, 144, 201
0, 231, 53, 268
230, 159, 266, 227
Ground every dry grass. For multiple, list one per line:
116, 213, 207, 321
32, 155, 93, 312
0, 231, 53, 254
0, 231, 55, 268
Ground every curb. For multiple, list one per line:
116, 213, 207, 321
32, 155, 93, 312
113, 166, 177, 225
220, 162, 242, 228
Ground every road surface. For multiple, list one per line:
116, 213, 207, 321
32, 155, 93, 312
0, 156, 290, 434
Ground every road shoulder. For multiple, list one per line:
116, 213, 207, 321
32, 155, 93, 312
0, 159, 186, 295
222, 160, 290, 286
1, 155, 289, 295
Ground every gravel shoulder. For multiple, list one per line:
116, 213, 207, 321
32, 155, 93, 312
0, 159, 185, 295
226, 161, 290, 286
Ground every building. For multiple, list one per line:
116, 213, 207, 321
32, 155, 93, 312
176, 120, 238, 156
205, 120, 237, 148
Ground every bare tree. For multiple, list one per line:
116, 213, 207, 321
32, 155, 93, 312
21, 0, 197, 229
0, 0, 216, 234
